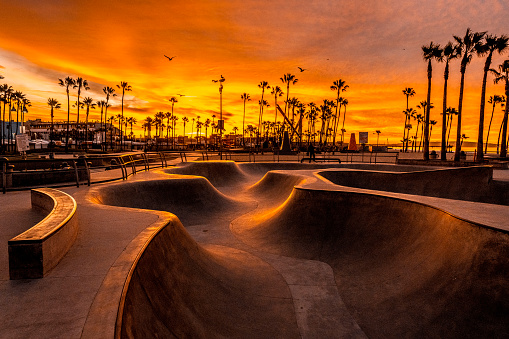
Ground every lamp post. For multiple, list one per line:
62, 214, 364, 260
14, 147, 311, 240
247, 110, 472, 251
212, 75, 225, 159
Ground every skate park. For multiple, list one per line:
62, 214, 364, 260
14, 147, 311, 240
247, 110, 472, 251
1, 157, 509, 338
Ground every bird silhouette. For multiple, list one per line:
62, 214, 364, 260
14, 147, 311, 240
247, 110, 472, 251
297, 67, 307, 72
164, 55, 176, 61
177, 94, 185, 97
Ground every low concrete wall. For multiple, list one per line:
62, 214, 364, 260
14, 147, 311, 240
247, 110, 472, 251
8, 188, 78, 279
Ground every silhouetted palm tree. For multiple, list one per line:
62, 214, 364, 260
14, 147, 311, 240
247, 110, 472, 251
446, 107, 458, 149
182, 116, 189, 145
475, 34, 509, 162
271, 86, 283, 123
402, 87, 416, 151
47, 98, 61, 143
102, 86, 116, 151
331, 79, 349, 146
143, 116, 153, 139
58, 76, 76, 152
74, 78, 89, 124
440, 42, 461, 160
116, 81, 132, 150
491, 60, 509, 157
82, 97, 95, 149
258, 81, 270, 135
403, 108, 416, 151
485, 95, 505, 153
241, 93, 250, 146
422, 41, 443, 159
453, 28, 486, 161
280, 73, 298, 118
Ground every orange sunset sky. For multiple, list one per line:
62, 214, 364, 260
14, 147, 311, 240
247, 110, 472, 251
0, 0, 508, 145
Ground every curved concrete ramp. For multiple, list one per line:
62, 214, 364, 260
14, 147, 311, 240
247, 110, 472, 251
165, 161, 248, 187
119, 215, 299, 338
90, 177, 246, 223
233, 187, 509, 338
248, 171, 311, 205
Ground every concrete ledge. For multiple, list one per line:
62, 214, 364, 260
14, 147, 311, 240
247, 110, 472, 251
8, 188, 78, 279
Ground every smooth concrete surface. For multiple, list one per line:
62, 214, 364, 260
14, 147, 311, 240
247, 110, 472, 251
9, 188, 78, 279
0, 158, 508, 338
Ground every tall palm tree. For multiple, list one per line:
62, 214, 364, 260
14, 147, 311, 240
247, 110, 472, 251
240, 93, 251, 146
2, 85, 13, 150
280, 73, 298, 118
485, 95, 505, 154
143, 116, 153, 139
491, 60, 509, 157
258, 81, 270, 134
182, 116, 189, 145
402, 87, 416, 151
446, 107, 458, 149
82, 97, 95, 149
453, 28, 487, 161
116, 81, 132, 150
164, 111, 172, 146
168, 96, 178, 146
74, 78, 89, 124
271, 86, 283, 123
331, 79, 349, 146
422, 41, 443, 160
58, 76, 75, 152
341, 99, 349, 145
258, 99, 270, 142
102, 86, 116, 151
475, 34, 509, 162
96, 100, 106, 146
204, 118, 211, 147
47, 98, 61, 144
440, 42, 461, 160
108, 115, 116, 149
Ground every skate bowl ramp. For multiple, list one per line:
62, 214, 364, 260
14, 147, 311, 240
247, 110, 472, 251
247, 171, 313, 205
233, 187, 509, 338
165, 161, 248, 187
318, 166, 508, 204
118, 213, 299, 338
90, 177, 245, 223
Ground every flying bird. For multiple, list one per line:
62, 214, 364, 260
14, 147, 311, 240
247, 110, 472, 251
164, 55, 176, 61
297, 67, 307, 72
177, 94, 185, 97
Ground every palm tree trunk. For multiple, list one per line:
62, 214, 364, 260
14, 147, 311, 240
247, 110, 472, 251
485, 103, 496, 154
501, 82, 509, 157
454, 68, 466, 161
476, 53, 493, 162
423, 60, 432, 160
66, 89, 70, 152
441, 61, 449, 160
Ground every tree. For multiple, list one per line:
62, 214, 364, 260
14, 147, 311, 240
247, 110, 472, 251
341, 99, 349, 146
164, 111, 172, 146
116, 81, 132, 150
258, 99, 270, 142
204, 118, 210, 147
330, 79, 349, 146
102, 86, 116, 151
402, 88, 416, 151
74, 78, 89, 124
241, 93, 251, 146
58, 76, 76, 152
453, 28, 486, 161
168, 96, 178, 147
475, 34, 509, 162
96, 100, 107, 146
258, 81, 270, 137
485, 95, 505, 153
47, 98, 61, 144
490, 60, 509, 157
182, 116, 189, 145
440, 42, 461, 160
143, 116, 153, 139
422, 41, 443, 160
280, 73, 298, 118
82, 97, 96, 149
446, 107, 458, 150
271, 86, 283, 123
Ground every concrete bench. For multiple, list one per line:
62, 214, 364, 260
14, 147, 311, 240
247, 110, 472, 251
8, 188, 78, 279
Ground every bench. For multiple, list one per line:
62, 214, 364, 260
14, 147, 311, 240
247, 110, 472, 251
8, 188, 78, 279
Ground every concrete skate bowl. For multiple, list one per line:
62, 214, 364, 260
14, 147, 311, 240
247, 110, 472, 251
319, 165, 509, 204
164, 161, 248, 187
233, 187, 509, 338
247, 170, 314, 205
117, 214, 299, 338
90, 177, 246, 224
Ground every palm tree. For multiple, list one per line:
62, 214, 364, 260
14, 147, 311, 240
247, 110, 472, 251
143, 116, 153, 139
280, 73, 298, 117
331, 79, 349, 146
402, 87, 416, 151
47, 98, 61, 144
102, 86, 116, 151
258, 99, 270, 142
440, 42, 461, 160
58, 76, 76, 152
271, 86, 284, 123
413, 113, 423, 151
82, 97, 95, 149
204, 118, 211, 147
182, 116, 189, 146
116, 81, 132, 150
422, 42, 443, 159
446, 107, 458, 149
402, 108, 415, 151
453, 28, 487, 161
341, 99, 349, 145
491, 60, 509, 157
475, 34, 509, 162
241, 93, 251, 146
429, 120, 437, 141
485, 95, 505, 154
74, 78, 89, 124
258, 81, 270, 135
108, 115, 116, 149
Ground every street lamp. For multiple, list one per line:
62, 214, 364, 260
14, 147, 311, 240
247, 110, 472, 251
212, 75, 225, 159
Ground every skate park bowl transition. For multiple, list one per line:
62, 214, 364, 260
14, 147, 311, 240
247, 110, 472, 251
89, 161, 509, 338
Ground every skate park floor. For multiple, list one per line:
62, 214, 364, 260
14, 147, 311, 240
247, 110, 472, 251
1, 159, 509, 338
